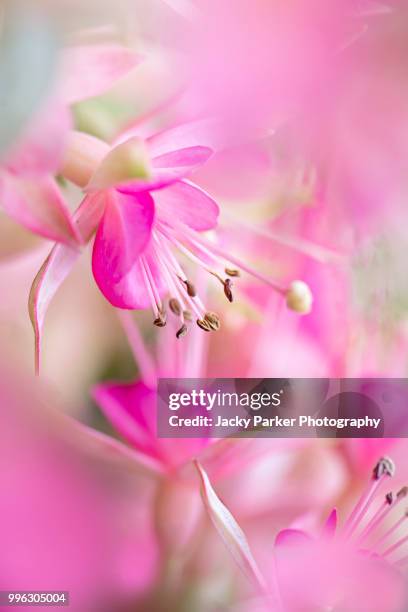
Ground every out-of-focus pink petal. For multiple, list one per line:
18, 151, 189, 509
152, 145, 212, 169
0, 173, 80, 245
0, 365, 159, 606
78, 419, 163, 476
93, 379, 212, 471
195, 460, 266, 591
153, 179, 219, 230
323, 509, 338, 537
275, 529, 311, 550
60, 44, 141, 105
92, 382, 160, 460
5, 101, 72, 176
145, 119, 220, 158
29, 193, 106, 373
92, 190, 154, 285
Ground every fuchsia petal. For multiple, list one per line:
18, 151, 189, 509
92, 382, 160, 459
92, 189, 154, 285
93, 246, 166, 310
154, 179, 219, 231
0, 173, 80, 245
29, 193, 106, 373
60, 44, 141, 105
195, 461, 267, 592
275, 529, 311, 550
323, 509, 338, 537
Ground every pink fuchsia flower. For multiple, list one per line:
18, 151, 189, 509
0, 43, 140, 245
196, 457, 408, 612
90, 312, 309, 574
30, 122, 313, 372
92, 310, 303, 478
92, 310, 212, 474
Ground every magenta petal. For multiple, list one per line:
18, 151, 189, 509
154, 179, 219, 231
275, 529, 311, 550
60, 44, 141, 104
92, 382, 160, 459
93, 246, 166, 310
0, 173, 80, 245
323, 509, 338, 537
92, 189, 154, 284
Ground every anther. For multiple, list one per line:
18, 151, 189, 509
204, 312, 221, 331
176, 324, 188, 339
397, 486, 408, 499
373, 457, 395, 480
225, 268, 240, 277
169, 298, 182, 316
153, 311, 167, 327
385, 493, 394, 505
182, 279, 197, 297
197, 319, 211, 332
224, 278, 234, 303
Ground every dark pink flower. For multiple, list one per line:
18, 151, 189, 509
30, 123, 313, 371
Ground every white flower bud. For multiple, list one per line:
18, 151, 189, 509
285, 280, 313, 314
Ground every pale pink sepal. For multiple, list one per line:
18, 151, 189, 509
195, 460, 267, 592
0, 173, 81, 245
60, 44, 141, 105
29, 193, 106, 374
153, 179, 219, 231
29, 243, 80, 375
145, 119, 221, 158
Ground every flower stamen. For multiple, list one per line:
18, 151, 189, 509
343, 457, 395, 539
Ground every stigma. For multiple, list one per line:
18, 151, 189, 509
140, 215, 314, 338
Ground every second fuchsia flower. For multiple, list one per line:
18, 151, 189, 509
196, 457, 408, 611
